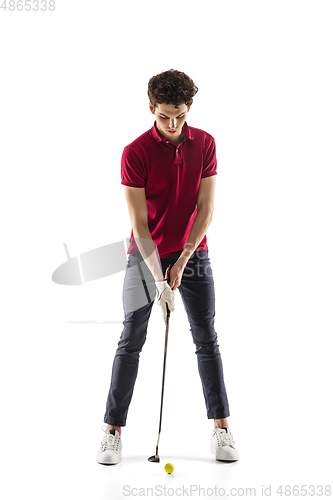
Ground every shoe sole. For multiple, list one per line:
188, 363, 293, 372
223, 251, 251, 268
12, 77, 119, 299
97, 459, 121, 465
96, 453, 121, 465
210, 445, 239, 462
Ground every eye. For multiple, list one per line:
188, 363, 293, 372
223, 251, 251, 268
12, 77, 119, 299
160, 115, 185, 119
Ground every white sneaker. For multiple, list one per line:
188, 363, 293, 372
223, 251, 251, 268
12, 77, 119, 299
96, 426, 122, 465
210, 427, 239, 461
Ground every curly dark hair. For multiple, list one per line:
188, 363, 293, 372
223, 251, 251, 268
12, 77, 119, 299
148, 69, 198, 110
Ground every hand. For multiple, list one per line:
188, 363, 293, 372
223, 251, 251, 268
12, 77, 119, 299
166, 260, 186, 291
155, 278, 175, 324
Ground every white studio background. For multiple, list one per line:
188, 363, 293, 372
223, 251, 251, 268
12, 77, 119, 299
1, 1, 332, 499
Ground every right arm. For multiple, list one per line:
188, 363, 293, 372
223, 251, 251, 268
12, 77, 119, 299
124, 185, 164, 282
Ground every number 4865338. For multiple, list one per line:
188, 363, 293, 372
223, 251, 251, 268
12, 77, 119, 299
0, 1, 56, 11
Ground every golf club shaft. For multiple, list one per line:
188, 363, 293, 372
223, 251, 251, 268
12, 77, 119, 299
154, 265, 172, 456
155, 303, 170, 455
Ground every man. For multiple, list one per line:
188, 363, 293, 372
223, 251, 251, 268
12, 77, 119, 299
96, 69, 239, 465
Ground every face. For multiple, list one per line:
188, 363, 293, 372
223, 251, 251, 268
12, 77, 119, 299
149, 102, 191, 143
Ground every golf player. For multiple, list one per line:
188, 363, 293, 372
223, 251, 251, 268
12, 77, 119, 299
97, 69, 239, 464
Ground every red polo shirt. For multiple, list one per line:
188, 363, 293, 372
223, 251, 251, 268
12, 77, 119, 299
121, 121, 217, 260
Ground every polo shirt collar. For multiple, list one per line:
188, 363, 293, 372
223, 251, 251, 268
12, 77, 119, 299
151, 120, 194, 143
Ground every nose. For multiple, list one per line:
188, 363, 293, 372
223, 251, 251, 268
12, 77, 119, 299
169, 118, 177, 130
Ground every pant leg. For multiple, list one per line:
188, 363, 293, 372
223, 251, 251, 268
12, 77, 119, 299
177, 249, 230, 419
103, 251, 184, 426
104, 252, 156, 427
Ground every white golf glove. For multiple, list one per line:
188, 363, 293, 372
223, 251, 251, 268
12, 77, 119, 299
155, 279, 175, 324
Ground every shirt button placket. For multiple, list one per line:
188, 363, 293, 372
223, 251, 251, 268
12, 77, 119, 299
175, 145, 181, 164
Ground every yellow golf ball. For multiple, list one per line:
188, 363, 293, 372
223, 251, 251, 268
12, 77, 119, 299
164, 463, 174, 474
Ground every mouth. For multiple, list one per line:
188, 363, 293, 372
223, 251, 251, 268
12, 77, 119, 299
167, 130, 177, 134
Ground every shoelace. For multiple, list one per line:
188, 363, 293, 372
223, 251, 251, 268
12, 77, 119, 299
214, 428, 235, 448
100, 426, 120, 453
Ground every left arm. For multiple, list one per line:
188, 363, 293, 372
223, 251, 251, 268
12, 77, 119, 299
167, 175, 216, 290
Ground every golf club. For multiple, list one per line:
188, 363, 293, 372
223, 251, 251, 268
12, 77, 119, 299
148, 264, 172, 463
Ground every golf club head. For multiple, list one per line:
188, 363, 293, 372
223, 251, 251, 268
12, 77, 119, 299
148, 455, 160, 463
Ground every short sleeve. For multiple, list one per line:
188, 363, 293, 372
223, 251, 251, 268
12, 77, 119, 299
201, 136, 217, 178
121, 146, 147, 188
